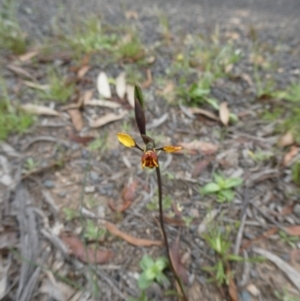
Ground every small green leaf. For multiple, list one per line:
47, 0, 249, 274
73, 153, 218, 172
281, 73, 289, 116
155, 257, 168, 271
227, 254, 244, 262
224, 177, 243, 189
213, 173, 225, 186
137, 273, 153, 290
140, 255, 154, 271
218, 189, 234, 202
201, 182, 220, 194
156, 273, 170, 287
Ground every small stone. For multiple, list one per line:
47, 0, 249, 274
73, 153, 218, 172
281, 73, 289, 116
293, 204, 300, 218
89, 171, 99, 182
58, 191, 66, 198
84, 186, 95, 193
43, 179, 54, 188
97, 205, 105, 219
239, 290, 253, 301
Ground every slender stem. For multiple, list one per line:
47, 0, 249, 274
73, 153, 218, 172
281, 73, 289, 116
156, 166, 187, 301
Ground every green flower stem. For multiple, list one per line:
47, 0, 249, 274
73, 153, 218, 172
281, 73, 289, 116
156, 166, 187, 301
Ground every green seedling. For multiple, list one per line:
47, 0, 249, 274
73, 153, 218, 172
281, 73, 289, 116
39, 69, 74, 103
0, 0, 28, 54
201, 173, 243, 203
147, 195, 172, 211
84, 220, 106, 241
137, 255, 169, 290
64, 17, 117, 55
23, 158, 39, 172
128, 291, 153, 301
0, 77, 34, 140
275, 289, 299, 301
116, 34, 144, 62
182, 216, 194, 228
248, 150, 273, 163
63, 207, 79, 221
279, 230, 299, 249
202, 226, 243, 286
88, 136, 107, 151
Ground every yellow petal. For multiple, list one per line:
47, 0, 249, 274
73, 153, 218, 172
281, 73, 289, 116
162, 145, 183, 153
117, 133, 136, 147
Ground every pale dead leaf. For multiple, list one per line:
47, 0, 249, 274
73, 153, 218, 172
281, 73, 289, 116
227, 267, 239, 301
116, 72, 126, 99
147, 113, 168, 129
23, 81, 48, 90
141, 69, 152, 89
83, 89, 94, 103
198, 209, 219, 235
219, 102, 230, 126
286, 225, 300, 236
21, 104, 59, 116
279, 131, 294, 147
85, 99, 121, 109
97, 72, 111, 98
40, 278, 75, 301
253, 247, 300, 291
7, 64, 35, 80
126, 85, 135, 108
18, 50, 38, 62
105, 222, 163, 247
180, 140, 219, 155
189, 107, 219, 121
283, 146, 298, 166
68, 109, 84, 131
77, 65, 90, 79
90, 111, 128, 128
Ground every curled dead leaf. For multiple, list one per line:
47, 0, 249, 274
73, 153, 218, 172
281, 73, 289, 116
279, 131, 294, 147
141, 69, 152, 89
189, 107, 219, 121
180, 140, 219, 155
126, 85, 135, 108
170, 235, 189, 285
21, 104, 59, 116
68, 109, 84, 131
69, 133, 95, 145
61, 234, 113, 264
90, 111, 128, 128
219, 102, 230, 126
105, 222, 163, 247
283, 146, 298, 166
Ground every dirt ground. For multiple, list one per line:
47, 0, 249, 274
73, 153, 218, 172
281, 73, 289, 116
1, 0, 300, 301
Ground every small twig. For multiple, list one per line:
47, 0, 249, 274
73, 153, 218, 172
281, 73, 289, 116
156, 166, 188, 301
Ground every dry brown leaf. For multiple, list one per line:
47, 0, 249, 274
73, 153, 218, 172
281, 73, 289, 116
85, 99, 121, 109
97, 72, 111, 98
21, 104, 59, 116
191, 158, 212, 178
105, 222, 163, 247
126, 85, 135, 107
141, 69, 152, 89
83, 90, 94, 103
241, 228, 278, 250
286, 226, 300, 236
68, 109, 84, 131
116, 72, 126, 99
227, 266, 239, 301
189, 107, 219, 121
169, 236, 189, 285
283, 146, 298, 166
158, 81, 174, 96
219, 102, 230, 126
61, 234, 113, 264
90, 111, 127, 128
77, 65, 90, 79
109, 181, 137, 213
180, 140, 219, 155
69, 133, 95, 145
279, 131, 294, 147
7, 64, 35, 80
18, 50, 38, 62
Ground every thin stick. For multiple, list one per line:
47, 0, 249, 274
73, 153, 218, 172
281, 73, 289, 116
156, 166, 188, 301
